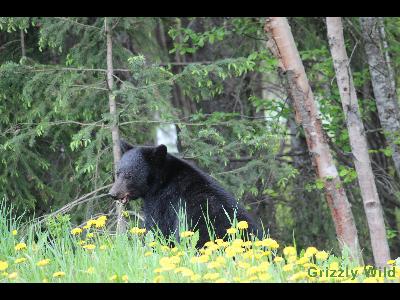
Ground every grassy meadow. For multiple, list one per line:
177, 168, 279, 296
1, 202, 399, 283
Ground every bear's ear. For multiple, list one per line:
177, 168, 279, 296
151, 144, 167, 165
119, 139, 134, 155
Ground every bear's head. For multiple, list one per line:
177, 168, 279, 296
108, 140, 167, 204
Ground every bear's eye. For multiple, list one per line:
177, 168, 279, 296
123, 174, 133, 179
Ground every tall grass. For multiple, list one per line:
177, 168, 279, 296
0, 202, 399, 283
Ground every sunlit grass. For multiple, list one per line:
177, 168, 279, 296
0, 202, 399, 283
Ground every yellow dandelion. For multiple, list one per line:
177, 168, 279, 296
304, 246, 318, 257
42, 278, 48, 283
215, 278, 229, 283
122, 275, 129, 282
70, 227, 82, 235
122, 211, 129, 218
258, 273, 271, 281
0, 261, 8, 271
180, 231, 195, 238
15, 242, 27, 251
86, 232, 94, 239
283, 246, 297, 257
236, 221, 249, 230
82, 244, 96, 250
273, 256, 284, 263
14, 257, 27, 264
387, 260, 396, 265
109, 274, 118, 281
100, 245, 107, 250
315, 251, 329, 261
53, 271, 65, 278
86, 267, 95, 274
12, 230, 18, 236
8, 272, 18, 280
282, 264, 294, 272
86, 219, 97, 228
226, 227, 236, 235
262, 238, 279, 249
148, 241, 157, 247
37, 259, 50, 267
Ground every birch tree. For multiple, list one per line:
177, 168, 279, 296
105, 17, 126, 233
327, 17, 391, 267
360, 17, 400, 178
264, 17, 362, 262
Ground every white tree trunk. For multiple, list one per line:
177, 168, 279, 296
327, 17, 391, 267
105, 18, 126, 233
264, 17, 362, 263
360, 17, 400, 178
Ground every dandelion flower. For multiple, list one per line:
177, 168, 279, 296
273, 256, 284, 263
258, 273, 271, 281
304, 246, 318, 257
283, 246, 297, 257
0, 261, 8, 271
53, 271, 65, 278
122, 275, 129, 282
86, 267, 95, 274
8, 272, 18, 279
122, 211, 129, 218
100, 245, 107, 250
82, 244, 96, 250
86, 232, 95, 239
37, 259, 50, 267
148, 241, 157, 247
315, 251, 329, 261
14, 257, 27, 264
12, 230, 18, 236
180, 231, 195, 238
15, 242, 27, 251
226, 227, 236, 235
387, 260, 396, 265
282, 264, 294, 272
262, 238, 279, 249
130, 227, 146, 235
71, 228, 82, 235
109, 274, 118, 281
237, 221, 248, 230
42, 278, 48, 283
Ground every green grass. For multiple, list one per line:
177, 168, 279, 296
0, 202, 399, 283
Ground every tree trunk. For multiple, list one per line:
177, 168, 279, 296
327, 17, 391, 267
20, 29, 26, 58
264, 17, 362, 263
360, 17, 400, 178
105, 17, 126, 233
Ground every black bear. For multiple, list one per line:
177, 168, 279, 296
109, 140, 262, 247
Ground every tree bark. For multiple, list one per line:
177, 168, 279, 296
105, 17, 126, 233
360, 17, 400, 178
264, 17, 362, 263
20, 29, 26, 58
327, 17, 391, 267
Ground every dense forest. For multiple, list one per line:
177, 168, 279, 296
1, 17, 400, 272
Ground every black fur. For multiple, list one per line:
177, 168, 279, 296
109, 141, 262, 247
